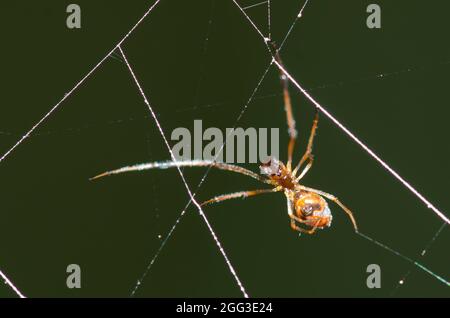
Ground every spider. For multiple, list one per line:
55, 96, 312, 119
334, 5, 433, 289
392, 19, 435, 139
91, 51, 358, 235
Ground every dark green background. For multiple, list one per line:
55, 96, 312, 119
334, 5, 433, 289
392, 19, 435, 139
0, 0, 448, 297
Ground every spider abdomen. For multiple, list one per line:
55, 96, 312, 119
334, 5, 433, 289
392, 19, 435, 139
294, 191, 332, 228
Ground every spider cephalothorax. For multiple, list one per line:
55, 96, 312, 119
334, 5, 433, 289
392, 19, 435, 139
260, 157, 296, 190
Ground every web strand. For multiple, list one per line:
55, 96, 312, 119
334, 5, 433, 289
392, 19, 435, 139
356, 231, 449, 286
390, 223, 448, 294
279, 0, 310, 49
242, 1, 268, 11
0, 268, 25, 298
267, 1, 271, 40
192, 0, 216, 107
117, 46, 248, 298
130, 198, 193, 296
298, 0, 310, 18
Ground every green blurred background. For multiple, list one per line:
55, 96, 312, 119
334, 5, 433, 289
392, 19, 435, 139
0, 0, 448, 297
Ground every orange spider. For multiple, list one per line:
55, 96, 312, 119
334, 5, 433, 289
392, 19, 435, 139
91, 50, 358, 235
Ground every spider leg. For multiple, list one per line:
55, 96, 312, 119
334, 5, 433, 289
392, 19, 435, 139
290, 219, 322, 235
294, 155, 314, 182
273, 49, 297, 171
298, 185, 358, 232
201, 187, 282, 206
293, 109, 319, 179
90, 159, 270, 184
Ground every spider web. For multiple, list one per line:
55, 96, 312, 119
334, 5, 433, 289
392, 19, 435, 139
1, 0, 449, 297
